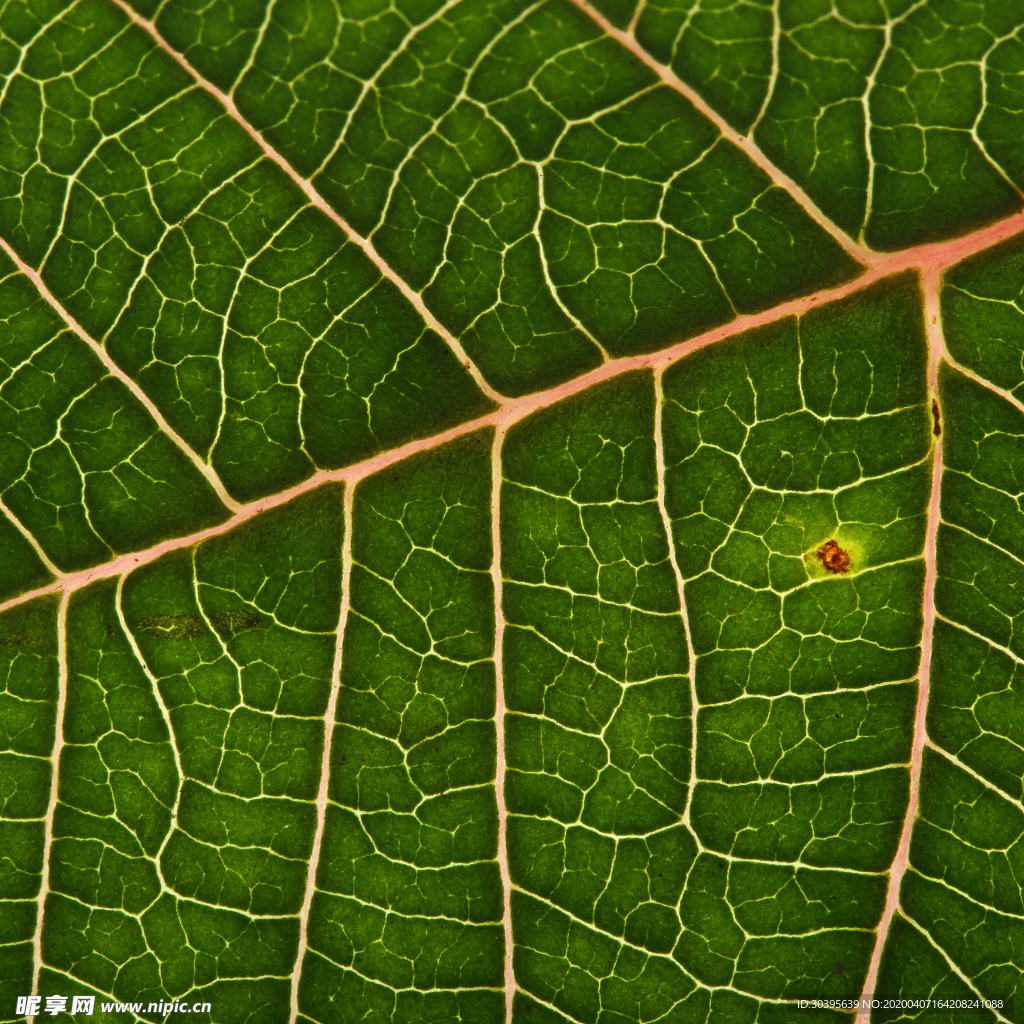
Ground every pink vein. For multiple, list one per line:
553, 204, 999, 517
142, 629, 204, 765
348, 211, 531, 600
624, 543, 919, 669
491, 425, 515, 1024
0, 266, 898, 616
653, 367, 699, 827
0, 235, 240, 514
563, 0, 871, 264
4, 209, 1024, 619
876, 209, 1024, 275
105, 0, 504, 409
856, 267, 945, 1021
289, 483, 353, 1024
32, 589, 70, 995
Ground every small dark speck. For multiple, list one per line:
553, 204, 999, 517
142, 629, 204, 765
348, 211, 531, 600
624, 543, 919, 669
832, 961, 845, 976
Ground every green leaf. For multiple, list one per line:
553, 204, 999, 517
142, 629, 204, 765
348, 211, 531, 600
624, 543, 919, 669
4, 0, 1024, 1021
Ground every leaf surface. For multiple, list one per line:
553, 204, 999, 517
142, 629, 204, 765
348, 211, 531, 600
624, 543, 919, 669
3, 0, 1024, 1021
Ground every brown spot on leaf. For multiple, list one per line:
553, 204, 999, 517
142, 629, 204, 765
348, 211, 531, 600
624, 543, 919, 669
932, 399, 941, 437
0, 631, 41, 647
134, 609, 264, 641
816, 540, 850, 574
209, 609, 264, 637
134, 614, 207, 641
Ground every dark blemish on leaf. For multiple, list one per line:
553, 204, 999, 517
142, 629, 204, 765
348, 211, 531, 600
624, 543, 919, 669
832, 961, 845, 975
134, 614, 207, 640
932, 399, 941, 437
816, 540, 850, 574
209, 609, 264, 637
134, 610, 264, 640
0, 631, 41, 646
105, 623, 118, 638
